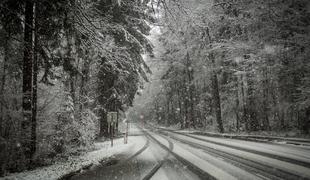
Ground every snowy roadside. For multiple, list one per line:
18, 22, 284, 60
1, 138, 134, 180
188, 131, 310, 145
155, 126, 310, 145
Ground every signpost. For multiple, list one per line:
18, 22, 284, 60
140, 114, 144, 128
123, 119, 129, 144
107, 112, 118, 147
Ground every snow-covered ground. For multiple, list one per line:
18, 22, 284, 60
148, 131, 238, 180
70, 124, 200, 180
1, 136, 145, 180
5, 124, 310, 180
70, 135, 150, 180
157, 125, 310, 146
189, 133, 310, 163
161, 130, 310, 179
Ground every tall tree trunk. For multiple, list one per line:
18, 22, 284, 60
280, 107, 285, 129
154, 100, 158, 123
203, 27, 224, 133
0, 31, 10, 137
64, 12, 76, 106
262, 68, 270, 130
235, 88, 240, 132
67, 38, 76, 105
189, 78, 195, 128
79, 58, 89, 111
100, 110, 108, 137
303, 107, 310, 134
165, 98, 169, 126
183, 70, 189, 129
70, 73, 75, 104
247, 71, 259, 131
240, 75, 248, 131
177, 84, 183, 126
186, 53, 195, 128
209, 53, 224, 133
31, 11, 38, 158
22, 0, 35, 163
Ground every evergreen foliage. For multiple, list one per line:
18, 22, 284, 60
0, 0, 153, 174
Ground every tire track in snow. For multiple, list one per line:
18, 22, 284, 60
160, 128, 310, 168
158, 129, 309, 180
141, 128, 217, 180
141, 128, 174, 180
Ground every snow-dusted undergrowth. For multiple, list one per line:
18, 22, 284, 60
1, 138, 134, 180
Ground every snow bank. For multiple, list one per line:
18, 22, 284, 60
189, 134, 310, 164
1, 138, 134, 180
157, 126, 310, 145
168, 132, 310, 179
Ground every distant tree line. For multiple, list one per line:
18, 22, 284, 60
148, 0, 310, 134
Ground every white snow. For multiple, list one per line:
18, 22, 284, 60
139, 128, 200, 180
189, 134, 310, 164
148, 131, 238, 180
1, 136, 146, 180
174, 139, 264, 180
150, 168, 169, 180
174, 129, 310, 145
167, 132, 310, 179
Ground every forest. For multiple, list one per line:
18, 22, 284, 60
0, 0, 154, 175
130, 0, 310, 135
0, 0, 309, 177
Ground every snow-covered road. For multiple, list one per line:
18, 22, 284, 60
69, 124, 310, 180
70, 125, 200, 180
157, 129, 310, 179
